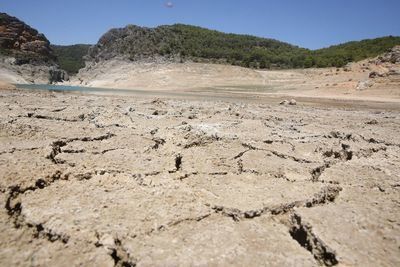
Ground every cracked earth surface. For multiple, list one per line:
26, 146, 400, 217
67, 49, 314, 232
0, 89, 399, 266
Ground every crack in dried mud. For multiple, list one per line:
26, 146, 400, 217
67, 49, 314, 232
212, 185, 342, 221
46, 133, 115, 163
4, 170, 70, 244
23, 113, 84, 122
95, 233, 137, 267
209, 185, 342, 265
288, 213, 338, 266
312, 142, 389, 182
357, 134, 400, 148
1, 90, 399, 266
0, 146, 41, 155
169, 153, 183, 173
234, 142, 314, 164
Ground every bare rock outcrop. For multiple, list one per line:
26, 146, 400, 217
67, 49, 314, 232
0, 12, 54, 63
0, 13, 68, 83
375, 45, 400, 64
367, 46, 400, 79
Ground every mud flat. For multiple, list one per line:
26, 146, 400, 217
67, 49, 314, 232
0, 87, 399, 266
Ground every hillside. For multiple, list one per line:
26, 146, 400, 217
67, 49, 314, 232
85, 24, 400, 70
1, 12, 399, 79
0, 12, 68, 83
310, 36, 400, 68
51, 44, 91, 74
0, 12, 56, 64
87, 24, 308, 69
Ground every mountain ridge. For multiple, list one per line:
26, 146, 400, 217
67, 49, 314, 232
84, 23, 400, 70
1, 11, 400, 77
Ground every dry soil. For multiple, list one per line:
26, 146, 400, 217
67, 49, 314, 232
0, 86, 399, 266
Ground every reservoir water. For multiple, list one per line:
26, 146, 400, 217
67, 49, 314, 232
13, 83, 279, 103
15, 84, 139, 94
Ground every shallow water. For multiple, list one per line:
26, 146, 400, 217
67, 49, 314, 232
13, 83, 399, 110
13, 83, 271, 101
14, 83, 201, 98
15, 83, 135, 94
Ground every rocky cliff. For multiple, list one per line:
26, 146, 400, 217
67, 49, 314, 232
0, 13, 68, 83
0, 12, 57, 64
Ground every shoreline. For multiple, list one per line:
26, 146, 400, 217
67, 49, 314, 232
8, 83, 400, 111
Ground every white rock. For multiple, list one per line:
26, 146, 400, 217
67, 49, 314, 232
356, 80, 373, 90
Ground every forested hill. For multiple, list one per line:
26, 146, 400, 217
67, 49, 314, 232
310, 36, 400, 68
60, 24, 400, 72
3, 11, 398, 75
87, 24, 307, 69
51, 44, 91, 74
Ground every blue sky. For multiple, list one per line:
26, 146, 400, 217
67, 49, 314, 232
1, 0, 399, 49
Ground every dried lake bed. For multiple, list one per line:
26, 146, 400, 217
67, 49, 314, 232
0, 87, 399, 266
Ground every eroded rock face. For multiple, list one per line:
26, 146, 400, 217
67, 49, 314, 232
0, 13, 69, 83
0, 89, 399, 266
376, 45, 400, 64
49, 67, 69, 83
0, 12, 54, 62
87, 24, 181, 63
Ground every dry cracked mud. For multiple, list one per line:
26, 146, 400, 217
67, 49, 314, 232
0, 88, 399, 266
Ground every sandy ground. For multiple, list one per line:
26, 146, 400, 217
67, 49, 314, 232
0, 57, 53, 84
0, 86, 399, 266
71, 60, 263, 90
64, 55, 400, 104
0, 81, 15, 89
2, 50, 399, 103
